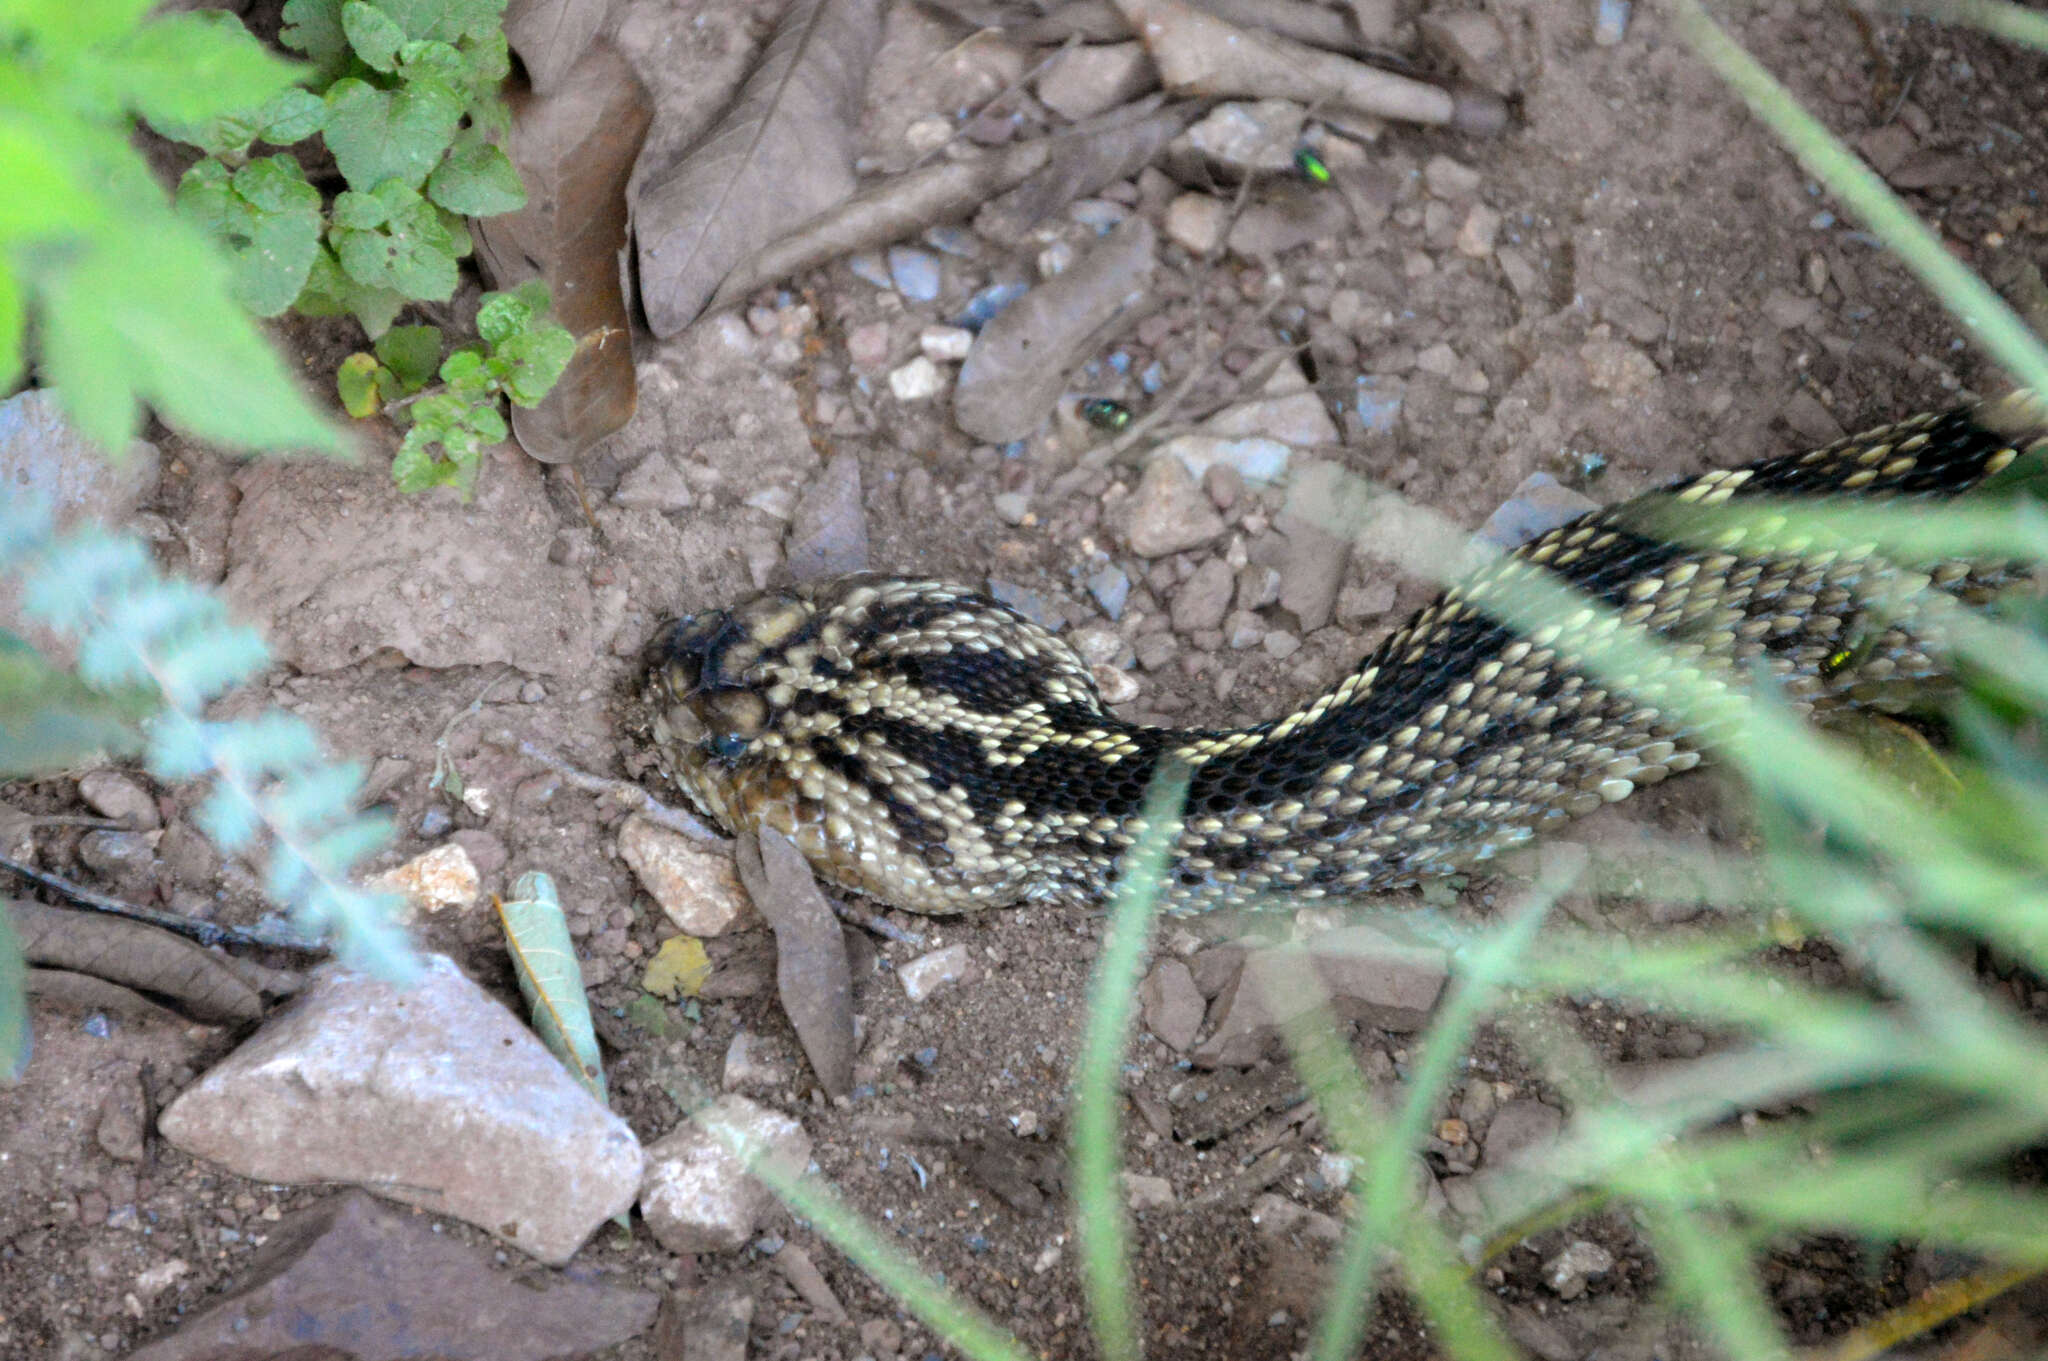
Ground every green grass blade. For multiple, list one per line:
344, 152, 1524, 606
1070, 766, 1188, 1361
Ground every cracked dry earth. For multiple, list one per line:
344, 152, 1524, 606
8, 1, 2048, 1359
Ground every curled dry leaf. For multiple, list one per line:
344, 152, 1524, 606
1110, 0, 1455, 126
635, 0, 885, 337
9, 899, 261, 1024
954, 214, 1156, 443
472, 42, 653, 464
707, 138, 1054, 314
974, 96, 1191, 246
502, 0, 618, 97
732, 828, 855, 1100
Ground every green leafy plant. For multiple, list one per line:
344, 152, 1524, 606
155, 0, 523, 341
0, 0, 341, 456
335, 282, 574, 493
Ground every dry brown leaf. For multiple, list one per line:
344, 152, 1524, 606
503, 0, 617, 96
635, 0, 884, 337
1110, 0, 1454, 124
472, 42, 652, 464
954, 215, 1155, 443
707, 138, 1054, 314
10, 900, 261, 1024
974, 96, 1189, 245
732, 829, 855, 1099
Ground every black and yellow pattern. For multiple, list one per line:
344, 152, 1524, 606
639, 394, 2047, 915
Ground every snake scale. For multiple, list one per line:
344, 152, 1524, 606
639, 394, 2047, 916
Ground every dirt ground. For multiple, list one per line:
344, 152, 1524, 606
8, 1, 2048, 1358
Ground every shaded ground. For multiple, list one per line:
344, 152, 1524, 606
7, 1, 2048, 1358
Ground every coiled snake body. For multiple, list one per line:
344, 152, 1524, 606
641, 396, 2046, 915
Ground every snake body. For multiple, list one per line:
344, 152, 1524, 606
640, 396, 2046, 915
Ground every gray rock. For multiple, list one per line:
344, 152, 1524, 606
1275, 523, 1349, 633
158, 955, 643, 1265
899, 942, 971, 1003
1184, 100, 1305, 172
1473, 472, 1599, 554
785, 452, 869, 581
1125, 455, 1225, 558
1035, 42, 1155, 121
987, 579, 1060, 630
1164, 433, 1293, 485
0, 388, 161, 526
1139, 959, 1204, 1052
614, 452, 693, 512
1193, 927, 1447, 1067
1087, 565, 1131, 619
76, 770, 160, 830
887, 246, 942, 302
1484, 1098, 1564, 1169
222, 448, 596, 675
1164, 194, 1228, 255
1201, 392, 1339, 449
1122, 1172, 1177, 1210
125, 1191, 657, 1361
75, 830, 157, 890
640, 1095, 811, 1255
1171, 559, 1235, 634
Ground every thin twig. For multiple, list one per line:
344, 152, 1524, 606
487, 734, 724, 841
831, 901, 926, 948
0, 856, 327, 953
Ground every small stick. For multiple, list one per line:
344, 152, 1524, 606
488, 734, 724, 842
0, 855, 326, 953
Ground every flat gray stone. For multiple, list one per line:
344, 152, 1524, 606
159, 954, 643, 1265
1124, 455, 1225, 558
785, 452, 869, 580
1140, 959, 1204, 1052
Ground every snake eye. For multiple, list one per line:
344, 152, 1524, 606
706, 732, 751, 761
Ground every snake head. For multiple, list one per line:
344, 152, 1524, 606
640, 589, 819, 826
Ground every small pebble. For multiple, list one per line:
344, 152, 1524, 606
847, 253, 892, 289
919, 325, 974, 362
1087, 565, 1131, 619
957, 281, 1029, 330
887, 247, 942, 302
889, 357, 947, 402
1593, 0, 1630, 46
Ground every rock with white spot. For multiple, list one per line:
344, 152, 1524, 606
618, 815, 754, 937
918, 325, 974, 362
890, 357, 947, 401
369, 843, 480, 920
157, 955, 643, 1265
1543, 1239, 1615, 1299
640, 1095, 810, 1254
1123, 455, 1225, 558
1184, 100, 1305, 172
899, 943, 971, 1002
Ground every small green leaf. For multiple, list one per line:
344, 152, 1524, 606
438, 348, 487, 393
176, 155, 321, 317
329, 181, 460, 301
497, 324, 575, 407
374, 0, 506, 46
375, 324, 442, 390
340, 0, 406, 71
279, 0, 351, 79
466, 402, 507, 442
337, 352, 384, 417
474, 289, 532, 346
323, 77, 463, 191
392, 424, 453, 492
294, 248, 409, 338
258, 87, 327, 144
425, 131, 525, 216
394, 38, 465, 85
330, 188, 391, 231
0, 630, 152, 776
